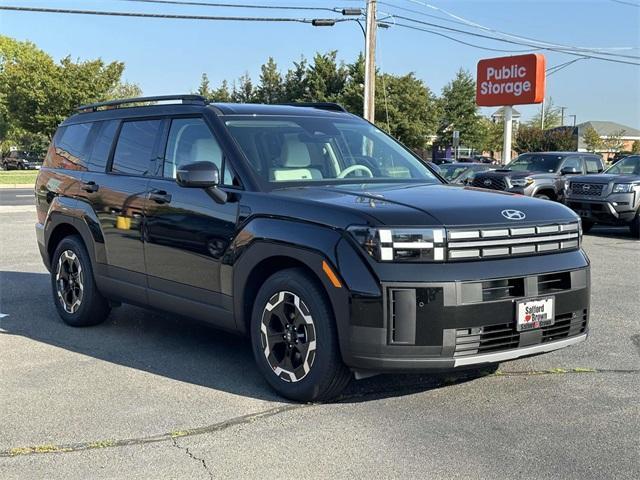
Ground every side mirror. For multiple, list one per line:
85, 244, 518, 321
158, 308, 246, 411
561, 166, 580, 175
176, 161, 227, 203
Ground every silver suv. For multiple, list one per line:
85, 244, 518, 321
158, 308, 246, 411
565, 155, 640, 238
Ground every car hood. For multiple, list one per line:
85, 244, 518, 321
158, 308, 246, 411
568, 174, 640, 183
269, 182, 577, 228
480, 169, 557, 179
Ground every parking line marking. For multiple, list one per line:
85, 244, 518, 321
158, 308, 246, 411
15, 194, 32, 198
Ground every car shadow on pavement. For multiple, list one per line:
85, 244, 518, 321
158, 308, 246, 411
0, 271, 491, 403
587, 225, 634, 241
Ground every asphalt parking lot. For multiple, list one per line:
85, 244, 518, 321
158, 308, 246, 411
1, 196, 638, 479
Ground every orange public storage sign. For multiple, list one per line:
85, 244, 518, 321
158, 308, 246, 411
476, 54, 546, 107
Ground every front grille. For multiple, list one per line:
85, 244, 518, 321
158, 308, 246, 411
472, 175, 508, 190
448, 222, 580, 261
481, 278, 525, 302
570, 182, 605, 197
454, 309, 587, 357
542, 310, 588, 342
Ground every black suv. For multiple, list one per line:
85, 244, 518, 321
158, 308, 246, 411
2, 150, 43, 170
36, 95, 590, 401
472, 152, 604, 201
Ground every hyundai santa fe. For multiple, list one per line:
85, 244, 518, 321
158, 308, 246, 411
35, 95, 590, 401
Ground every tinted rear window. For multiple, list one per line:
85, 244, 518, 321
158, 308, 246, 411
111, 120, 163, 176
87, 120, 118, 173
46, 122, 93, 170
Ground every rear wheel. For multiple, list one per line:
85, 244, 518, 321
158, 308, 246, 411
250, 268, 351, 402
17, 163, 24, 170
630, 211, 640, 239
2, 162, 9, 171
51, 235, 111, 326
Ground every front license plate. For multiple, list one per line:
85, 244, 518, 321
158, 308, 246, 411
516, 297, 555, 331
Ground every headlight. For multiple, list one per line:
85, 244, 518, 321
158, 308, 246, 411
612, 183, 633, 193
348, 226, 446, 262
511, 177, 533, 187
564, 180, 571, 192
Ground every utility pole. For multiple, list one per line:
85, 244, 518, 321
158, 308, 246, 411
502, 106, 513, 165
540, 97, 545, 130
364, 0, 377, 122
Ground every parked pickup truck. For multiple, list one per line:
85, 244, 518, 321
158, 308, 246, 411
565, 155, 640, 238
472, 152, 604, 201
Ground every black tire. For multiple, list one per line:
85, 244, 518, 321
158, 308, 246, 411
2, 162, 9, 171
51, 235, 111, 327
250, 268, 351, 402
582, 219, 594, 234
630, 212, 640, 239
17, 163, 24, 170
534, 193, 551, 200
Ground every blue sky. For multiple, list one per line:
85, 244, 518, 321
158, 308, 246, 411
1, 0, 639, 127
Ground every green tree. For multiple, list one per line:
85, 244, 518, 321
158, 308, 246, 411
211, 80, 232, 103
257, 57, 284, 104
543, 128, 575, 151
529, 98, 561, 129
515, 125, 544, 153
283, 56, 308, 102
373, 73, 438, 148
436, 69, 483, 149
305, 51, 347, 102
232, 73, 256, 103
603, 129, 626, 152
1, 36, 125, 139
108, 80, 142, 100
196, 73, 212, 99
582, 125, 603, 152
631, 140, 640, 154
340, 53, 365, 116
477, 118, 505, 156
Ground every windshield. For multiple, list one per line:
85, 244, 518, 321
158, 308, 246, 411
507, 153, 565, 173
439, 164, 469, 181
605, 155, 640, 175
224, 116, 440, 186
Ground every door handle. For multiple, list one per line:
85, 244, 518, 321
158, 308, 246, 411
81, 181, 99, 193
148, 190, 172, 204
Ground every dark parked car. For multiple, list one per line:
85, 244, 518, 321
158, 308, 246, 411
472, 152, 604, 201
2, 150, 43, 170
439, 162, 494, 184
35, 95, 590, 401
565, 155, 640, 238
458, 155, 497, 164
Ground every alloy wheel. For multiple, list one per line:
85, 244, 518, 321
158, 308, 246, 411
55, 250, 84, 314
260, 291, 317, 383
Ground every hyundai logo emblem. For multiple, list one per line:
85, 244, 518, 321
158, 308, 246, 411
483, 179, 492, 186
501, 209, 526, 220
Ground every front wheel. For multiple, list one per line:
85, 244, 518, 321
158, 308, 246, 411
250, 268, 351, 402
534, 193, 551, 200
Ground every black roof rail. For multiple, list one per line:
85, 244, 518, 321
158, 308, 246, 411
76, 94, 207, 112
284, 102, 348, 113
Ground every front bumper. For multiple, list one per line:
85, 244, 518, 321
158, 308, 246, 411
344, 260, 590, 373
567, 195, 637, 224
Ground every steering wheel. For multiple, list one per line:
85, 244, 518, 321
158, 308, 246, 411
338, 164, 374, 179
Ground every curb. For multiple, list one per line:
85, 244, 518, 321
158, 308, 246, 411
0, 184, 35, 189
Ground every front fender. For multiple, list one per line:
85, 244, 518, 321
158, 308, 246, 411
228, 217, 380, 366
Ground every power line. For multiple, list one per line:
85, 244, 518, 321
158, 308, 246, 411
388, 13, 640, 65
609, 0, 640, 6
0, 5, 347, 23
399, 0, 640, 58
116, 0, 338, 12
394, 23, 537, 53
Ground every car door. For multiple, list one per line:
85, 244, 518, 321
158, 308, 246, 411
143, 116, 239, 329
82, 118, 164, 304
